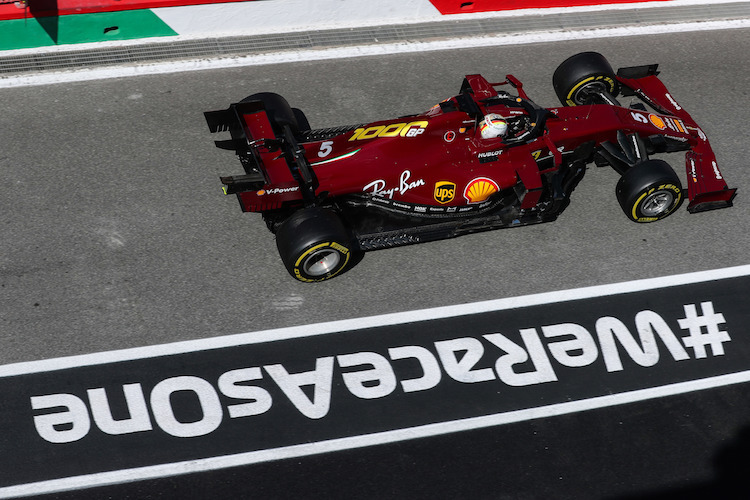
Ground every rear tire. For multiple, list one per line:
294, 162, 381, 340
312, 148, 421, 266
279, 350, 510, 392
616, 160, 683, 223
292, 108, 311, 132
552, 52, 619, 106
241, 92, 299, 134
275, 207, 358, 282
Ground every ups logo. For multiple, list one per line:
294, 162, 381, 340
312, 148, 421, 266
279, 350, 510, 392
434, 181, 456, 204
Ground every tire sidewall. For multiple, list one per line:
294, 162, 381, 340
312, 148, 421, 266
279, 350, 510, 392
292, 241, 351, 282
629, 183, 682, 222
616, 160, 684, 223
564, 74, 619, 106
552, 52, 619, 106
275, 207, 354, 282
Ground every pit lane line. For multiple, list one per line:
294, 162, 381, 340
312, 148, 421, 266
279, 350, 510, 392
1, 264, 749, 498
1, 18, 749, 89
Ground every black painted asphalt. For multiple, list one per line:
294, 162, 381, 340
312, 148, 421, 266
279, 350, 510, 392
39, 382, 750, 499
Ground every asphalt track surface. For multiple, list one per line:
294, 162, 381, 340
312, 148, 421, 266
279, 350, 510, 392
2, 27, 750, 498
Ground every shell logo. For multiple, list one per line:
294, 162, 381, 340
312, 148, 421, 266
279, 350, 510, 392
463, 177, 499, 204
649, 114, 667, 130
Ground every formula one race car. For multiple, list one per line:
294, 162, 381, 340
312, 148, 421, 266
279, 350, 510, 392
205, 52, 736, 282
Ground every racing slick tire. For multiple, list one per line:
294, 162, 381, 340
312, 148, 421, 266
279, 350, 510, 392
552, 52, 620, 106
292, 108, 311, 133
275, 207, 357, 282
616, 160, 684, 223
241, 92, 300, 135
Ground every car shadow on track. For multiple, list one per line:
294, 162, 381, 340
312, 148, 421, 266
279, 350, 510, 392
612, 424, 750, 500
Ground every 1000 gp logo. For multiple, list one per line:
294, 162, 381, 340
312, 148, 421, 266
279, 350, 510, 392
349, 121, 428, 141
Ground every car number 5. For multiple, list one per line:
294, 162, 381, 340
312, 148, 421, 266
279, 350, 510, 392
318, 141, 334, 158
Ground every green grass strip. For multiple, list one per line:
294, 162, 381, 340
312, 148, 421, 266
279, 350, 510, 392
0, 10, 177, 51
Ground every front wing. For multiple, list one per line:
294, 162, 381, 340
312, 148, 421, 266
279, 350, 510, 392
616, 66, 737, 212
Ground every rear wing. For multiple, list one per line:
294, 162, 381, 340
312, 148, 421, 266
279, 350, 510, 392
617, 65, 737, 213
204, 101, 317, 204
204, 101, 273, 194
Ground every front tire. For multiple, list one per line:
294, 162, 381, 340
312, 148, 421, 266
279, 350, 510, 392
552, 52, 619, 106
275, 207, 358, 282
616, 160, 683, 223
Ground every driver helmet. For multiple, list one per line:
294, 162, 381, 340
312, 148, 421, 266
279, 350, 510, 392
479, 113, 508, 139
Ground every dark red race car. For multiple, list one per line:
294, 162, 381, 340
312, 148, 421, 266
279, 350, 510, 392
205, 52, 736, 282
